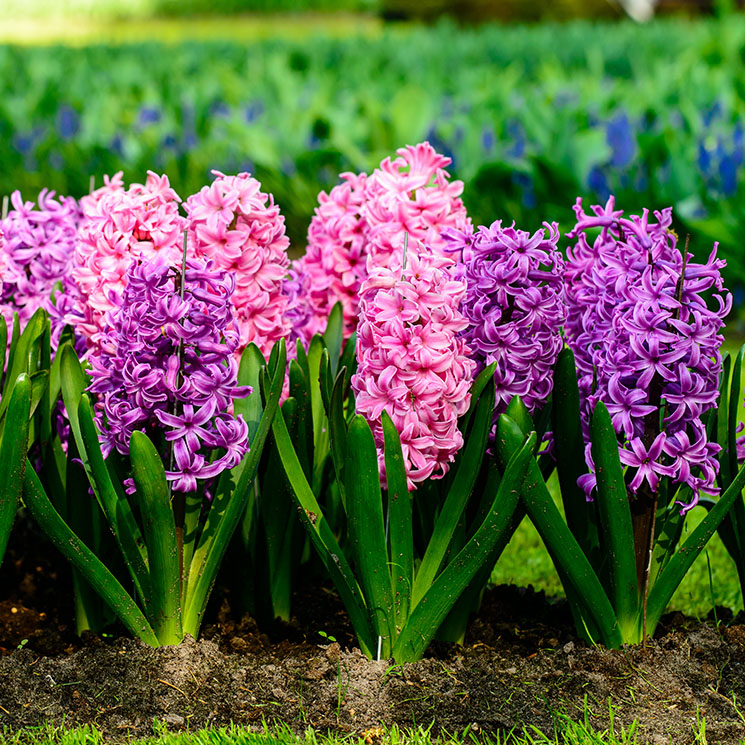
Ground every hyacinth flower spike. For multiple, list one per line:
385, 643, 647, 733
272, 236, 537, 662
21, 251, 288, 646
496, 200, 745, 647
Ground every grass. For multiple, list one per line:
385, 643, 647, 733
0, 714, 741, 745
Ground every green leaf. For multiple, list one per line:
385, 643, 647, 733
271, 402, 375, 657
505, 396, 533, 436
411, 378, 495, 610
324, 301, 344, 379
459, 362, 497, 434
182, 340, 287, 638
646, 461, 745, 633
327, 367, 349, 505
346, 415, 395, 655
382, 411, 413, 632
496, 414, 623, 648
234, 344, 266, 443
0, 309, 44, 419
0, 374, 31, 565
130, 431, 182, 645
22, 464, 159, 647
591, 401, 639, 635
392, 431, 536, 662
76, 395, 152, 610
552, 347, 599, 564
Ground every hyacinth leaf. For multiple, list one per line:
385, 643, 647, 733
382, 410, 413, 631
0, 317, 8, 389
552, 347, 599, 565
29, 370, 49, 419
339, 332, 357, 388
345, 414, 395, 655
76, 394, 152, 610
590, 401, 639, 632
307, 336, 325, 448
411, 378, 496, 610
650, 497, 687, 585
324, 301, 344, 379
38, 320, 52, 447
22, 464, 160, 647
497, 414, 623, 647
393, 430, 536, 663
0, 310, 44, 420
289, 359, 313, 481
505, 396, 534, 437
182, 339, 287, 638
273, 403, 375, 656
235, 343, 266, 444
327, 367, 349, 506
646, 460, 745, 634
717, 354, 733, 485
3, 314, 20, 396
319, 349, 331, 416
0, 374, 31, 566
130, 431, 182, 645
725, 345, 745, 567
458, 361, 497, 435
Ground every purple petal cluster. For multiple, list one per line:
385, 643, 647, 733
565, 197, 731, 510
88, 255, 251, 493
0, 189, 81, 345
443, 220, 566, 417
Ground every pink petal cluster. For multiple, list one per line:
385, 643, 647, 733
185, 171, 291, 358
352, 244, 475, 490
73, 171, 186, 353
288, 171, 368, 343
363, 142, 470, 271
288, 143, 468, 348
79, 171, 125, 215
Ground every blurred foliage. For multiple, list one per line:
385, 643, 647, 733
2, 16, 745, 301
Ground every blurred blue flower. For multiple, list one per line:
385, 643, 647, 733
719, 154, 738, 196
110, 134, 124, 157
512, 171, 536, 209
587, 165, 610, 201
162, 134, 178, 149
697, 141, 711, 173
606, 112, 635, 168
506, 120, 526, 159
702, 100, 722, 127
210, 101, 231, 118
424, 127, 456, 169
481, 127, 495, 154
57, 105, 80, 140
244, 100, 264, 123
13, 132, 34, 155
138, 106, 161, 127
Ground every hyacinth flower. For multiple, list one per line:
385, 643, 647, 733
185, 170, 291, 359
72, 171, 186, 354
288, 142, 469, 348
22, 254, 287, 646
442, 219, 566, 421
352, 242, 475, 488
271, 235, 537, 662
0, 189, 81, 347
286, 171, 368, 345
495, 197, 745, 648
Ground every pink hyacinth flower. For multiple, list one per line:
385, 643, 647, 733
352, 241, 475, 490
185, 171, 291, 358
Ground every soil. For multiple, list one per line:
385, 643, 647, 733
2, 516, 745, 744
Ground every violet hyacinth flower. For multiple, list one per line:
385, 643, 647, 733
565, 197, 731, 511
442, 220, 566, 419
0, 189, 81, 345
88, 254, 251, 493
352, 242, 475, 490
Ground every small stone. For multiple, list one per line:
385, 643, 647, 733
563, 642, 575, 654
163, 714, 184, 727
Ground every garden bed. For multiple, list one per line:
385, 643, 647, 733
2, 527, 745, 745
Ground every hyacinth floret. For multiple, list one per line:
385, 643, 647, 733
0, 189, 81, 345
185, 170, 291, 358
443, 220, 566, 419
565, 197, 730, 511
88, 255, 251, 493
352, 243, 475, 489
73, 171, 186, 353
